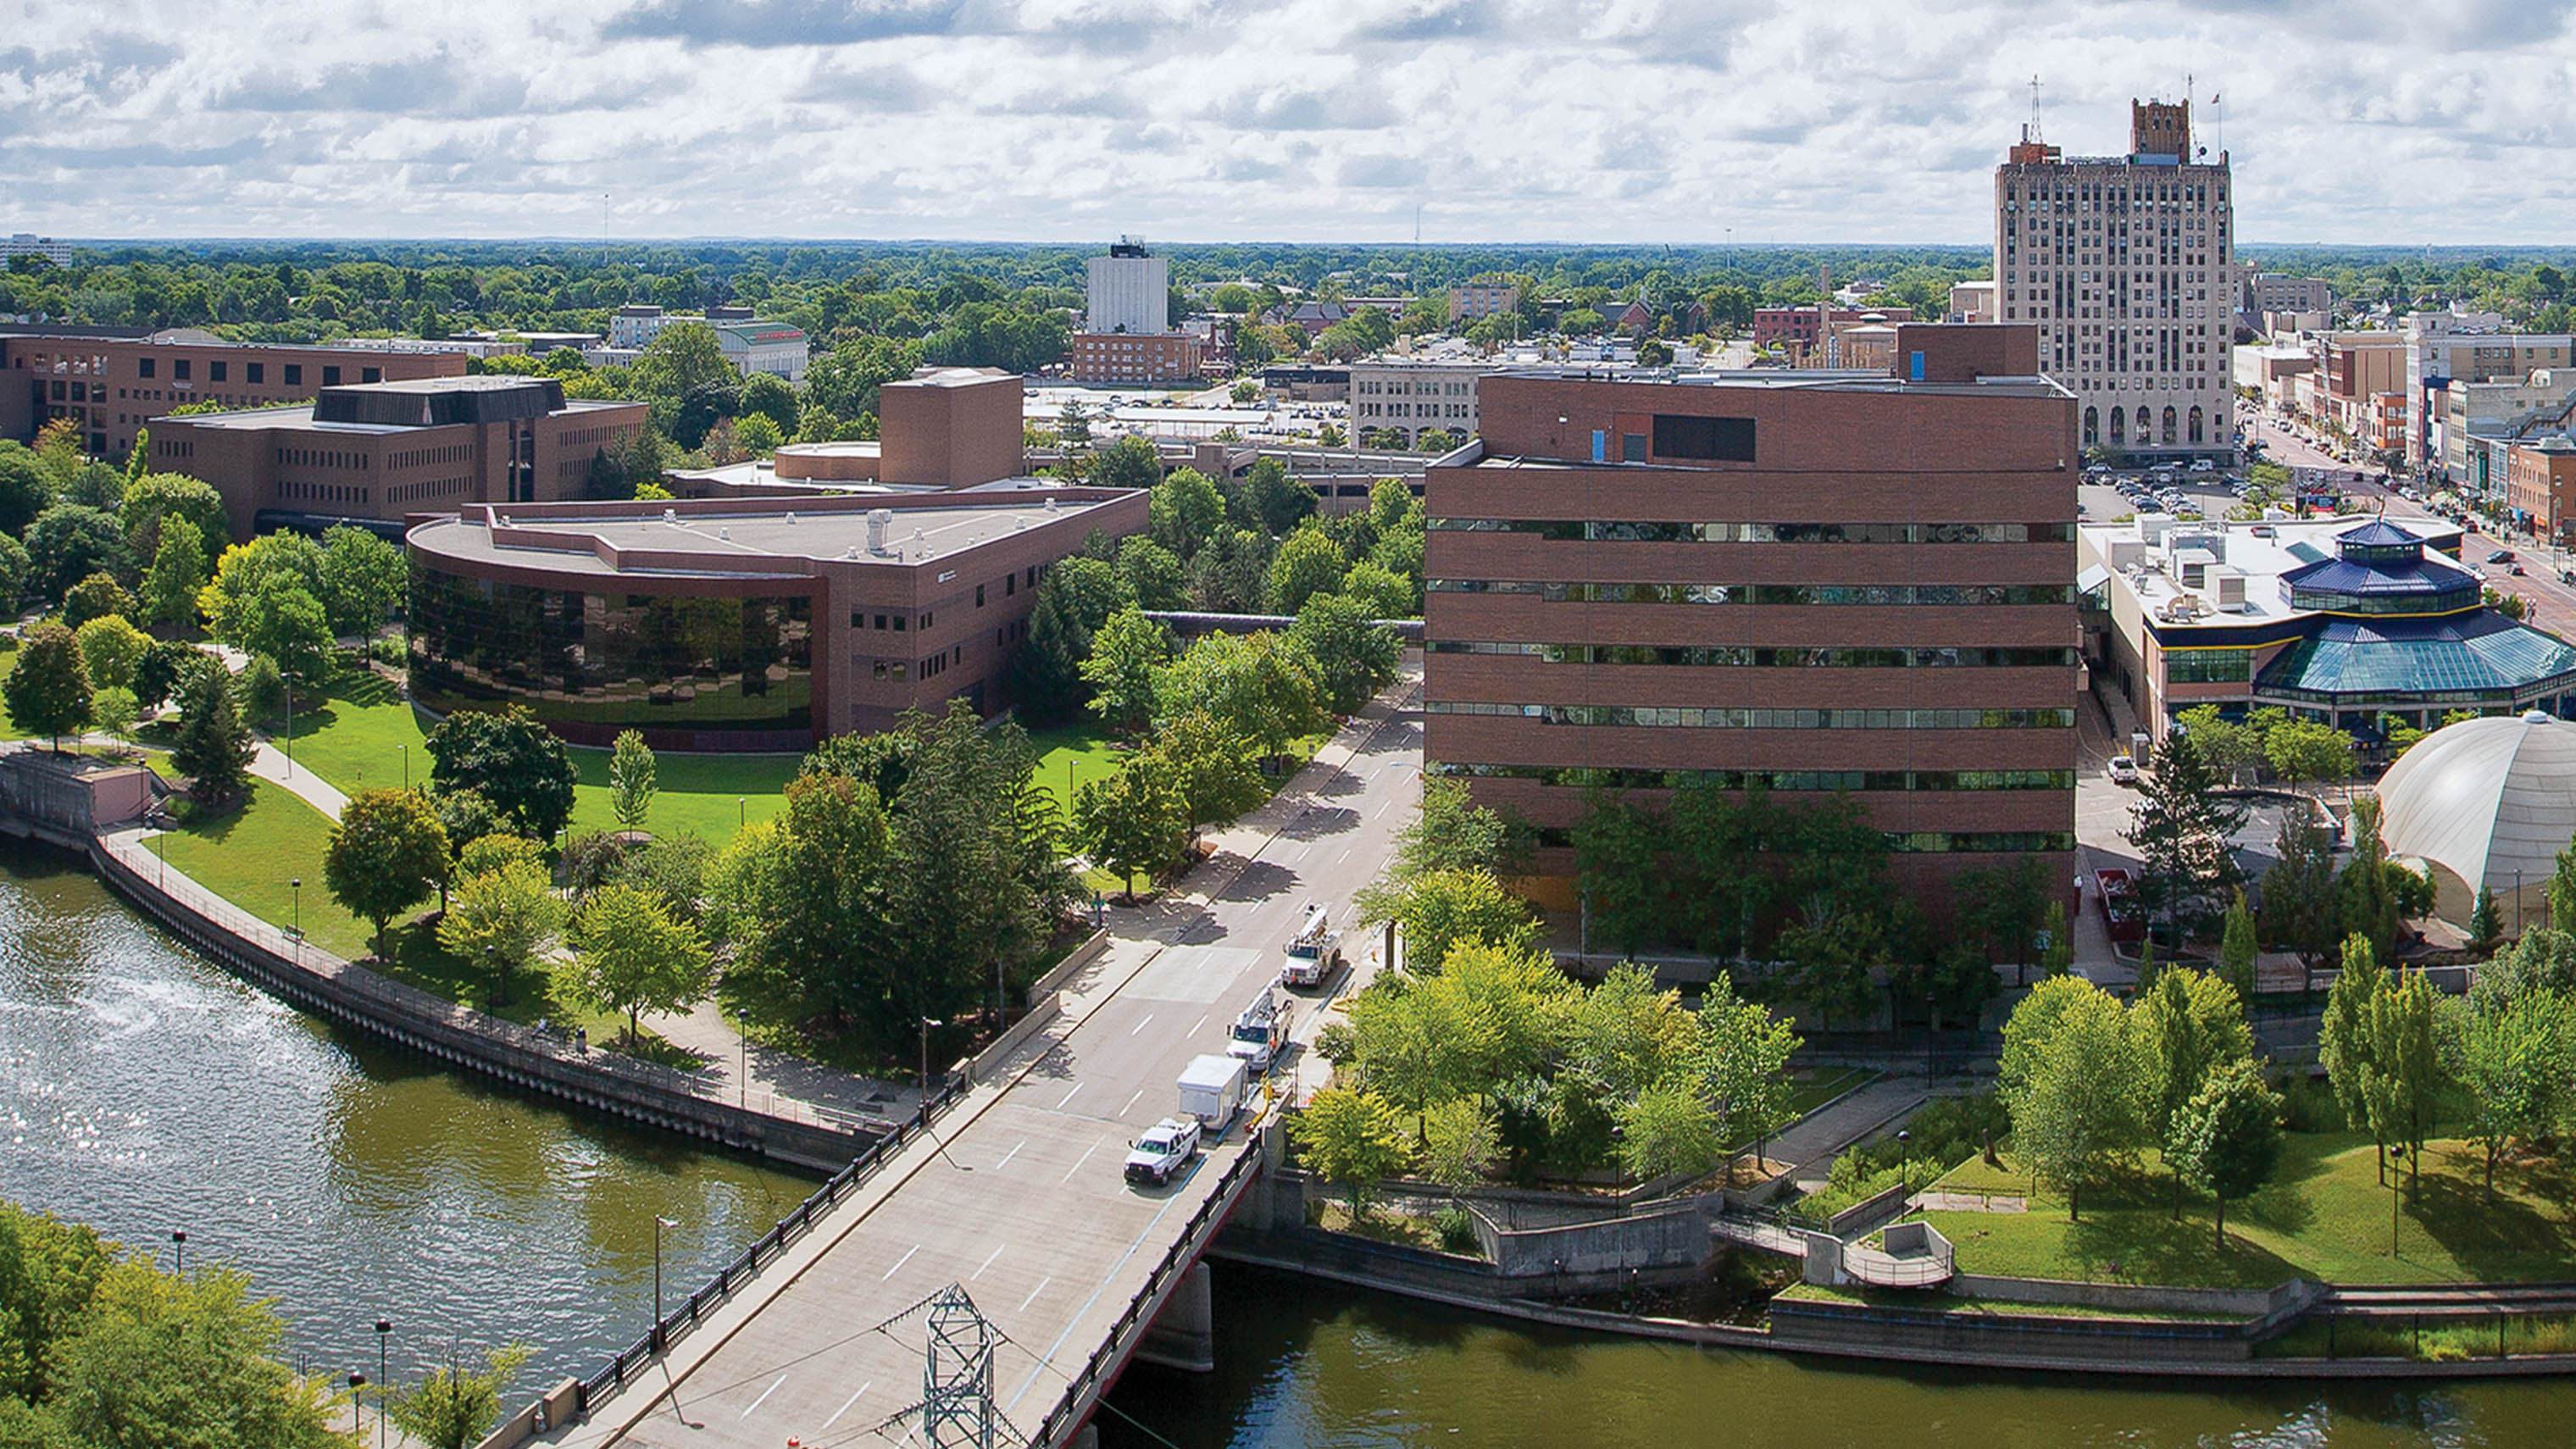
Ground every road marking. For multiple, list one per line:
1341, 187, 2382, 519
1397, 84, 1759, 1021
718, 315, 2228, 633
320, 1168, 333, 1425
972, 1244, 1005, 1280
993, 1139, 1024, 1171
1374, 797, 1395, 817
739, 1374, 787, 1418
1060, 1140, 1100, 1182
1018, 1276, 1052, 1312
1056, 1083, 1084, 1109
1189, 1013, 1208, 1036
822, 1382, 873, 1429
880, 1244, 919, 1280
1338, 847, 1352, 865
1123, 1088, 1143, 1115
1128, 1013, 1154, 1036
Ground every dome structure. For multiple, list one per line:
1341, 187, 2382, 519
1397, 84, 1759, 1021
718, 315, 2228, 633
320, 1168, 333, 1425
2377, 710, 2576, 922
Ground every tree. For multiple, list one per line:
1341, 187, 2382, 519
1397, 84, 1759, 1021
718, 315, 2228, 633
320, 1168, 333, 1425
1618, 1082, 1719, 1182
1073, 759, 1186, 899
236, 580, 334, 684
1143, 708, 1268, 844
197, 531, 324, 647
2125, 731, 2247, 944
2361, 969, 2444, 1216
169, 661, 254, 806
25, 505, 132, 601
734, 411, 784, 456
2261, 810, 2341, 969
315, 525, 408, 637
629, 323, 736, 439
119, 471, 227, 560
1093, 436, 1164, 495
1286, 591, 1400, 715
2166, 1059, 2285, 1247
1395, 868, 1541, 974
324, 788, 451, 957
1146, 466, 1226, 559
1114, 536, 1189, 611
2135, 966, 2255, 1216
1574, 792, 1663, 957
1999, 976, 2146, 1220
436, 858, 566, 1005
1152, 629, 1324, 762
60, 572, 134, 630
69, 614, 148, 697
1245, 457, 1318, 536
2340, 795, 2404, 963
2040, 900, 2075, 976
2322, 932, 2390, 1180
90, 686, 138, 752
569, 884, 713, 1042
386, 1343, 533, 1449
0, 446, 50, 538
2174, 704, 2269, 782
1418, 1097, 1500, 1195
1079, 607, 1174, 736
1266, 525, 1347, 615
1291, 1087, 1412, 1221
142, 519, 208, 630
2218, 891, 2260, 1002
3, 622, 89, 749
2550, 839, 2576, 940
0, 534, 29, 612
608, 729, 657, 832
425, 706, 579, 841
2469, 886, 2505, 958
2265, 716, 2354, 790
1694, 973, 1801, 1163
2442, 988, 2568, 1203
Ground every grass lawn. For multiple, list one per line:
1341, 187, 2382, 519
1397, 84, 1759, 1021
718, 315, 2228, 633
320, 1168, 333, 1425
1924, 1131, 2576, 1288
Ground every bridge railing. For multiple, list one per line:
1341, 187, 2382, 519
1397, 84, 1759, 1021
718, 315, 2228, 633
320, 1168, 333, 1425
575, 1073, 974, 1417
1027, 1122, 1270, 1449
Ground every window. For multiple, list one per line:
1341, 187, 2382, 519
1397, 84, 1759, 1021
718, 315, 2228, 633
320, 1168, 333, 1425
1006, 574, 1015, 597
322, 366, 341, 386
1652, 414, 1757, 462
1620, 433, 1646, 463
138, 358, 155, 379
285, 364, 302, 386
976, 584, 985, 607
921, 611, 933, 629
2167, 648, 2251, 684
362, 367, 381, 384
894, 615, 906, 632
247, 363, 264, 384
874, 613, 887, 630
173, 359, 192, 381
208, 361, 227, 382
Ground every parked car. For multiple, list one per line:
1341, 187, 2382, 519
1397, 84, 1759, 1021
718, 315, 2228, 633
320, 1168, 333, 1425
2107, 754, 2140, 786
2489, 549, 2517, 564
2094, 868, 2146, 945
1123, 1116, 1202, 1187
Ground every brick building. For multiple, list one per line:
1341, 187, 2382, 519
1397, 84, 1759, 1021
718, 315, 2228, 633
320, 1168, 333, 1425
406, 487, 1146, 749
150, 375, 647, 541
1751, 305, 1914, 349
1, 326, 469, 459
2507, 436, 2576, 541
1423, 325, 2078, 908
1068, 330, 1205, 386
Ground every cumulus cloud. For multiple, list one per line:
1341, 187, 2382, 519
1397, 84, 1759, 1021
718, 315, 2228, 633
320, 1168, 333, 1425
0, 0, 2572, 240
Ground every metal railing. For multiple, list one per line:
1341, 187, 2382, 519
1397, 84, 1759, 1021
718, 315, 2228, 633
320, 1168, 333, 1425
574, 1074, 969, 1415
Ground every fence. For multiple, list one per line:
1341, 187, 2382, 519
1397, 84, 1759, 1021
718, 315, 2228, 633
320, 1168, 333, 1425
572, 1072, 973, 1416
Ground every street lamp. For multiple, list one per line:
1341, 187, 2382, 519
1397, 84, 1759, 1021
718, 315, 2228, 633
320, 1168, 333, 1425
652, 1215, 678, 1352
347, 1373, 366, 1439
170, 1229, 186, 1275
919, 1017, 944, 1129
737, 796, 746, 830
374, 1320, 391, 1449
486, 944, 507, 1013
289, 879, 302, 961
398, 743, 408, 791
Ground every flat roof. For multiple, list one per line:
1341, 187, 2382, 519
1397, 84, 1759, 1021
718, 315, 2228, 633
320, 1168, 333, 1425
157, 396, 637, 430
2080, 514, 2470, 633
409, 491, 1125, 578
1483, 367, 2071, 398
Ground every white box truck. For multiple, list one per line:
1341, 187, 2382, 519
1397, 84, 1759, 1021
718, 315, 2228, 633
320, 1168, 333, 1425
1177, 1053, 1247, 1133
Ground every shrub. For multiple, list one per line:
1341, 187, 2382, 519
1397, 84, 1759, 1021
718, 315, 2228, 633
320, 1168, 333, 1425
1432, 1205, 1480, 1255
2275, 1069, 2343, 1134
368, 634, 407, 666
557, 829, 630, 894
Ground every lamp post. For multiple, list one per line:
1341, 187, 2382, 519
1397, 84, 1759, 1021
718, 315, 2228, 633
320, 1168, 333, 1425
919, 1017, 943, 1129
374, 1320, 391, 1449
289, 878, 302, 962
652, 1215, 677, 1352
398, 743, 408, 791
737, 797, 745, 830
486, 944, 507, 1013
170, 1229, 186, 1275
347, 1373, 366, 1439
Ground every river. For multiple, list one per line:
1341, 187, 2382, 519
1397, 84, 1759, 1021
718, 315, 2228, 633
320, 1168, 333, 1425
8, 842, 2576, 1446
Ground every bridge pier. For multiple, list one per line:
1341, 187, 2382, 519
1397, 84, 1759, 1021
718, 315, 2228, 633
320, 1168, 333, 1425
1134, 1260, 1216, 1373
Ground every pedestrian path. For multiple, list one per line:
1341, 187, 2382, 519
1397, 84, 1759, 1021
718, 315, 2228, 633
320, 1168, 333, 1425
1771, 1074, 1925, 1186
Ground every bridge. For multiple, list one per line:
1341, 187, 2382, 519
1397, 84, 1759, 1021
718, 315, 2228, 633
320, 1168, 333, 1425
534, 676, 1423, 1449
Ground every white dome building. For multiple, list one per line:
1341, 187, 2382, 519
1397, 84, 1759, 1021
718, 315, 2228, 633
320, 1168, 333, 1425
2376, 710, 2576, 925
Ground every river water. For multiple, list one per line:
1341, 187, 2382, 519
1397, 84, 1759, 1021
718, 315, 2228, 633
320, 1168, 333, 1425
8, 842, 2576, 1446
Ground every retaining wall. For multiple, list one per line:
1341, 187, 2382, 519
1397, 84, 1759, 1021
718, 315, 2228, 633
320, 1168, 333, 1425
1469, 1201, 1713, 1280
90, 832, 875, 1173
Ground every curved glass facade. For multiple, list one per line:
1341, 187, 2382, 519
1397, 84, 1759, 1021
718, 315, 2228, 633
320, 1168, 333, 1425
408, 563, 813, 741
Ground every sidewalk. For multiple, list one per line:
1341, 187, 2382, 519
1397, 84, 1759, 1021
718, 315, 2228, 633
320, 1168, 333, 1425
1771, 1074, 1926, 1186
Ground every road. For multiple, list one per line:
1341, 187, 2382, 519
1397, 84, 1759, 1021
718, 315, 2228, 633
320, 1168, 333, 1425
551, 670, 1424, 1449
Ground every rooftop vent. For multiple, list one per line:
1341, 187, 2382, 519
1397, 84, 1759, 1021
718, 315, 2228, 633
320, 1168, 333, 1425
663, 508, 679, 525
719, 527, 730, 541
1044, 496, 1058, 513
867, 508, 894, 556
786, 512, 797, 525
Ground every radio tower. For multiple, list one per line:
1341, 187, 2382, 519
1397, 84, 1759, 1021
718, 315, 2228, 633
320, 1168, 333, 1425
869, 1285, 1008, 1449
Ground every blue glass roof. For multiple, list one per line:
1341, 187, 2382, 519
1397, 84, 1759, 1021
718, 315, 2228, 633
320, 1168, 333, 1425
2257, 614, 2576, 702
2334, 519, 2423, 549
2281, 552, 2480, 598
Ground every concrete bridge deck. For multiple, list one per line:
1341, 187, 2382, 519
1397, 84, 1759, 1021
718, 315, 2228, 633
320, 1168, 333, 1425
544, 676, 1422, 1449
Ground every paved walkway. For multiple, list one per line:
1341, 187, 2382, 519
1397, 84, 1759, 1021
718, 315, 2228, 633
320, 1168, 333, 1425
1772, 1074, 1926, 1186
251, 738, 348, 817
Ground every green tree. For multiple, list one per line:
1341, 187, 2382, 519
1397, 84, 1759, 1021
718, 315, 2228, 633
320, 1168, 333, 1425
1142, 708, 1268, 844
2040, 900, 2075, 976
3, 622, 90, 749
386, 1343, 533, 1449
569, 883, 713, 1043
324, 787, 452, 957
197, 532, 324, 647
2135, 966, 2255, 1216
1618, 1082, 1719, 1182
608, 729, 657, 832
2340, 796, 2404, 962
436, 858, 566, 1005
2361, 969, 2444, 1215
0, 446, 46, 539
706, 774, 891, 1033
2165, 1058, 2285, 1247
25, 505, 132, 601
2265, 716, 2354, 789
1266, 525, 1348, 614
1146, 465, 1226, 559
1079, 607, 1174, 736
315, 525, 408, 637
1245, 457, 1318, 536
1999, 976, 2147, 1220
2442, 988, 2568, 1203
2174, 703, 2270, 782
27, 1257, 341, 1449
1093, 436, 1164, 495
89, 686, 138, 752
236, 580, 334, 683
60, 573, 134, 630
1574, 792, 1663, 956
630, 323, 736, 439
2218, 891, 2260, 1001
425, 706, 579, 842
142, 518, 208, 630
1286, 591, 1399, 715
2261, 810, 2342, 969
169, 661, 254, 806
69, 615, 148, 696
2125, 731, 2247, 944
119, 471, 226, 560
1396, 868, 1541, 974
733, 411, 784, 456
1418, 1096, 1500, 1194
1073, 758, 1187, 899
1291, 1087, 1413, 1221
2322, 932, 2391, 1180
2469, 886, 2506, 957
1694, 973, 1801, 1162
1152, 629, 1324, 762
1114, 536, 1189, 611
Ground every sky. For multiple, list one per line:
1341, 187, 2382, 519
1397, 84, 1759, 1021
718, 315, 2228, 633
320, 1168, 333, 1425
4, 0, 2575, 245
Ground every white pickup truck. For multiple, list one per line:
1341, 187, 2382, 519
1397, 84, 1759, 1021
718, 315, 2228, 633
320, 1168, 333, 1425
1123, 1116, 1202, 1188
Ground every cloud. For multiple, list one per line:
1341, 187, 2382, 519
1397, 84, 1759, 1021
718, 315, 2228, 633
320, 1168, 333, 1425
5, 0, 2576, 242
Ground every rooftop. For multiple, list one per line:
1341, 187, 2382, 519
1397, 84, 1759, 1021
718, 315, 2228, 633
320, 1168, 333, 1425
408, 491, 1125, 578
2079, 514, 2473, 632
